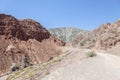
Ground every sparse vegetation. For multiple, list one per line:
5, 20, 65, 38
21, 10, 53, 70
49, 28, 87, 42
6, 50, 72, 80
85, 50, 96, 58
80, 42, 85, 46
45, 72, 50, 76
11, 65, 20, 72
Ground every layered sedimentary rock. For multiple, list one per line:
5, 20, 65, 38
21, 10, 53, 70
0, 14, 64, 76
48, 27, 87, 42
72, 20, 120, 49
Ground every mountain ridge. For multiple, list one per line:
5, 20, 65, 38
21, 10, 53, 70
72, 19, 120, 49
49, 27, 88, 43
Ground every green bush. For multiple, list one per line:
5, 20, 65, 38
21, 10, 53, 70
86, 50, 96, 58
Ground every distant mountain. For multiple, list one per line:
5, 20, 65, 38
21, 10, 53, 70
48, 27, 88, 42
72, 19, 120, 49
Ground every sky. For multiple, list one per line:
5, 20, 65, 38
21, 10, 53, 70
0, 0, 120, 30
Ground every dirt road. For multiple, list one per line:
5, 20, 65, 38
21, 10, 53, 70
42, 47, 120, 80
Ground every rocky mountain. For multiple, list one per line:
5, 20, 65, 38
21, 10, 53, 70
49, 27, 88, 42
72, 19, 120, 49
1, 14, 120, 80
0, 14, 64, 76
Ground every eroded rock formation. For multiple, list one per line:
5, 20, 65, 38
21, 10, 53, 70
0, 14, 64, 76
72, 20, 120, 49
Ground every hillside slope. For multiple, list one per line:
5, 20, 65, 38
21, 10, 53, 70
49, 27, 88, 42
0, 14, 64, 76
72, 19, 120, 49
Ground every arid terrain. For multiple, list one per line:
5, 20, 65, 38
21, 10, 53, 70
0, 14, 120, 80
41, 48, 120, 80
0, 14, 64, 77
49, 27, 88, 42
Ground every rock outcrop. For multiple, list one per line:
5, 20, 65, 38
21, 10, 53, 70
0, 14, 64, 76
72, 19, 120, 49
0, 14, 51, 41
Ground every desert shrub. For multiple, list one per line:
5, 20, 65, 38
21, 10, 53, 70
80, 42, 84, 46
11, 65, 20, 71
23, 55, 31, 68
85, 50, 96, 58
45, 72, 50, 76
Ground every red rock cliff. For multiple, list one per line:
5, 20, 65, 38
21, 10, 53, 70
0, 14, 64, 76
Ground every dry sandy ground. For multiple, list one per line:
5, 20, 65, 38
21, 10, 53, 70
1, 47, 120, 80
41, 47, 120, 80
